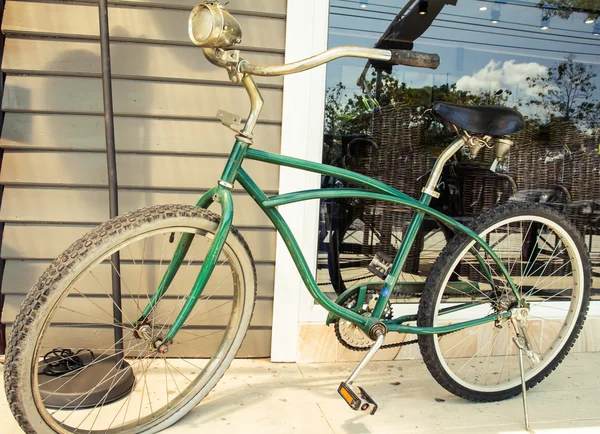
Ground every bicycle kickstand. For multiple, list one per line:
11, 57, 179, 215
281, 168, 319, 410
338, 330, 385, 415
513, 336, 531, 431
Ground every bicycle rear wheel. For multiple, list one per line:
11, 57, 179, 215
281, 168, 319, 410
418, 202, 591, 402
5, 204, 257, 433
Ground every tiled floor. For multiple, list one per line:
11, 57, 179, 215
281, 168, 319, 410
2, 353, 600, 433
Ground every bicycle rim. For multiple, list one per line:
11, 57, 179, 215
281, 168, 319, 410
27, 221, 250, 432
426, 211, 587, 395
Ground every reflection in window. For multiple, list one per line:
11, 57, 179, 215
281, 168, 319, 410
316, 0, 600, 301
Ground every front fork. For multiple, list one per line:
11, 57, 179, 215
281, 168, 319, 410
135, 185, 234, 351
135, 136, 251, 349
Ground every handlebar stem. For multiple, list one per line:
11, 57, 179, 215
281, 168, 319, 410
203, 48, 263, 139
241, 74, 264, 139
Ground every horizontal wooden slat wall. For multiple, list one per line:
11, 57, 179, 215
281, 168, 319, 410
1, 113, 282, 153
3, 39, 284, 85
0, 152, 280, 190
2, 1, 285, 49
0, 0, 286, 357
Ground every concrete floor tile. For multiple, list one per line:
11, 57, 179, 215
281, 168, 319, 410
168, 401, 334, 434
0, 376, 23, 434
1, 354, 599, 433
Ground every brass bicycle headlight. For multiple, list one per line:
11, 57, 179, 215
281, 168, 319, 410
188, 2, 242, 48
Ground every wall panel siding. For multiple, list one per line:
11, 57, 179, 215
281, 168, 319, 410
0, 151, 280, 191
3, 296, 274, 327
3, 1, 285, 51
3, 76, 283, 122
77, 0, 287, 16
0, 0, 286, 357
2, 260, 275, 297
2, 38, 285, 86
1, 224, 276, 268
0, 113, 282, 154
0, 187, 273, 227
3, 326, 272, 358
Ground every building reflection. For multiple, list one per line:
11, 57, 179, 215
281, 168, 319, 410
317, 0, 600, 298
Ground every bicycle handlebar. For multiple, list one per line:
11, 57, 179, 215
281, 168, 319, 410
237, 46, 439, 77
201, 45, 439, 138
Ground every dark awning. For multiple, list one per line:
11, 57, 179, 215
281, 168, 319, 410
376, 0, 457, 51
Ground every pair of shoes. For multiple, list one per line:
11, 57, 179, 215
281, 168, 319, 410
42, 348, 95, 377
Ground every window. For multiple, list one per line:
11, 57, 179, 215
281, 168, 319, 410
316, 0, 600, 303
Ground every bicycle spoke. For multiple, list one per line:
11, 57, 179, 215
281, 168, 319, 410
423, 207, 588, 398
17, 210, 255, 433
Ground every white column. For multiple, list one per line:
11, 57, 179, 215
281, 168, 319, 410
270, 0, 329, 362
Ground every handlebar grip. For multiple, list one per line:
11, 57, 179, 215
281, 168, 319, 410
389, 50, 440, 69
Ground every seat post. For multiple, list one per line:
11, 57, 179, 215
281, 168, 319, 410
421, 135, 467, 198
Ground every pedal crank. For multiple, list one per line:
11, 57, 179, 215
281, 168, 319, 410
337, 327, 385, 415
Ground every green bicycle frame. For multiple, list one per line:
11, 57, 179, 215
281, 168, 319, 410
143, 138, 518, 343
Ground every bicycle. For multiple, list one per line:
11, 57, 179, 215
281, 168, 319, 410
4, 2, 592, 433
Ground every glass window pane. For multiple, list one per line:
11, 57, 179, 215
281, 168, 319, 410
316, 0, 600, 302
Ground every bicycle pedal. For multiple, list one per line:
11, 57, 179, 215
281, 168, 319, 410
216, 110, 243, 133
367, 252, 393, 280
338, 382, 378, 415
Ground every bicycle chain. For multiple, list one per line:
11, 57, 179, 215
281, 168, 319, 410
334, 322, 419, 352
317, 273, 375, 287
333, 288, 416, 351
335, 322, 459, 352
333, 288, 457, 352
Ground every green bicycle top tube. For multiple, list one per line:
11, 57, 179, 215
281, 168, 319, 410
246, 148, 418, 204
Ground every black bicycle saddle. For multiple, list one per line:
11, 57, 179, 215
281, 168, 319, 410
432, 102, 525, 137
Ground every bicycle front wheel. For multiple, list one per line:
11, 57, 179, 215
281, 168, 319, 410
418, 202, 591, 402
5, 204, 257, 433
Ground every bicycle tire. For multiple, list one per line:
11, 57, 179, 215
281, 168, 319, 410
5, 204, 257, 433
417, 202, 591, 402
327, 226, 347, 295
